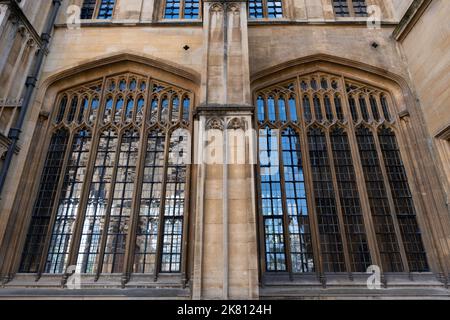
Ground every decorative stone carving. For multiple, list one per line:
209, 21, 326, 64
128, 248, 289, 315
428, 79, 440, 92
206, 117, 225, 131
226, 2, 240, 13
210, 2, 224, 13
17, 24, 26, 37
227, 117, 246, 130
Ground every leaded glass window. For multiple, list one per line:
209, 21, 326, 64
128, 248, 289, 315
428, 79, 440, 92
21, 73, 193, 281
248, 0, 283, 18
80, 0, 115, 19
333, 0, 367, 17
255, 73, 429, 278
164, 0, 200, 19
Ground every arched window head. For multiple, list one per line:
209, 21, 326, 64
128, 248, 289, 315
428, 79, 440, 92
333, 0, 367, 17
254, 72, 429, 277
81, 0, 116, 19
20, 72, 194, 279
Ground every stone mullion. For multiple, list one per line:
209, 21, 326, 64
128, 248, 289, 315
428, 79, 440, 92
295, 76, 325, 282
347, 0, 356, 16
340, 76, 383, 272
36, 128, 75, 279
371, 127, 410, 273
255, 117, 267, 275
262, 0, 269, 18
65, 76, 108, 279
181, 158, 192, 286
324, 128, 353, 274
120, 76, 152, 285
181, 0, 186, 19
181, 106, 194, 286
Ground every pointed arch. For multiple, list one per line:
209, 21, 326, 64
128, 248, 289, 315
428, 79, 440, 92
253, 65, 433, 280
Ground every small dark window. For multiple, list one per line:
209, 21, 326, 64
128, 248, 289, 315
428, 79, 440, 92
248, 0, 283, 19
333, 0, 367, 17
80, 0, 115, 20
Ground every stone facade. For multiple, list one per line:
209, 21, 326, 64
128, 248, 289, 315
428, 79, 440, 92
0, 0, 449, 299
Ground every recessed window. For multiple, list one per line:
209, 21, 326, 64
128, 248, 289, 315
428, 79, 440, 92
164, 0, 200, 19
255, 74, 429, 275
80, 0, 116, 20
248, 0, 283, 19
333, 0, 367, 17
20, 73, 193, 276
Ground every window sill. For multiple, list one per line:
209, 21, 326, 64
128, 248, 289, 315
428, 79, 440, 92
7, 273, 186, 289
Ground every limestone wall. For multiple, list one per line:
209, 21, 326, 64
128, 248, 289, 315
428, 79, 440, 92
398, 0, 450, 200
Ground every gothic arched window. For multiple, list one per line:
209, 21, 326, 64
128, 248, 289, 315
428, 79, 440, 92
255, 73, 429, 279
20, 73, 193, 281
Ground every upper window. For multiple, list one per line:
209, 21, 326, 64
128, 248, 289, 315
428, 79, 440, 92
333, 0, 367, 17
248, 0, 283, 19
164, 0, 200, 19
81, 0, 116, 19
20, 73, 193, 279
255, 73, 429, 277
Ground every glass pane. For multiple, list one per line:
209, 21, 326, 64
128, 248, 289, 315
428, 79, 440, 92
333, 0, 350, 17
80, 0, 96, 19
308, 127, 346, 272
248, 0, 264, 19
331, 127, 371, 271
77, 129, 118, 273
356, 126, 403, 272
160, 129, 189, 272
97, 0, 115, 19
134, 131, 166, 273
379, 127, 429, 272
46, 129, 92, 273
267, 1, 283, 18
278, 96, 287, 122
282, 128, 314, 272
164, 0, 181, 19
20, 129, 69, 273
259, 127, 286, 271
184, 0, 200, 19
55, 95, 68, 123
102, 130, 139, 273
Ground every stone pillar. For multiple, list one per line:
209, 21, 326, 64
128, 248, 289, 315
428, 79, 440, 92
192, 0, 258, 299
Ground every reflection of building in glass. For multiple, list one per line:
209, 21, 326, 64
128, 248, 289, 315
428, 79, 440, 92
0, 0, 449, 300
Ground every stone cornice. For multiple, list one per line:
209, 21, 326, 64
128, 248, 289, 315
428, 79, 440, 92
194, 104, 254, 116
392, 0, 433, 41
